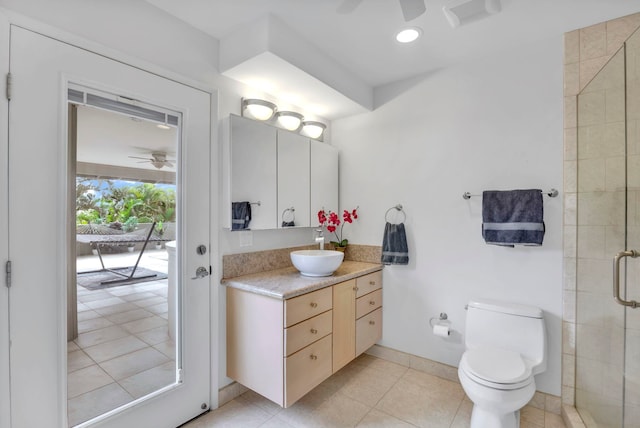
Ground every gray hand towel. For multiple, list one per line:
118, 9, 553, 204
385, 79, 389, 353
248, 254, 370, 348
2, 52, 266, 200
232, 201, 252, 230
482, 189, 545, 247
381, 222, 409, 265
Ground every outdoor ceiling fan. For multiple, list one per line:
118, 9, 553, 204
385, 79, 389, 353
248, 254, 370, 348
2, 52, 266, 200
337, 0, 426, 21
128, 152, 175, 169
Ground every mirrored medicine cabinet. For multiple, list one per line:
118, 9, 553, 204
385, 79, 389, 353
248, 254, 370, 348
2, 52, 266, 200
226, 114, 338, 230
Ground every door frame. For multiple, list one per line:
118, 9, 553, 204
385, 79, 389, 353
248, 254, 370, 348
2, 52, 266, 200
2, 14, 221, 426
0, 9, 11, 428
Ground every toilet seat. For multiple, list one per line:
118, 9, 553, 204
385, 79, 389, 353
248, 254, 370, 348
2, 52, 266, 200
460, 346, 533, 390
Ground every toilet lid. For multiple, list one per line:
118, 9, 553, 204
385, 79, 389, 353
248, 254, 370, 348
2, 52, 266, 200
463, 346, 531, 385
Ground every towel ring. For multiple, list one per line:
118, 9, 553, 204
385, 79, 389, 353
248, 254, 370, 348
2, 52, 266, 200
385, 204, 406, 224
282, 207, 295, 223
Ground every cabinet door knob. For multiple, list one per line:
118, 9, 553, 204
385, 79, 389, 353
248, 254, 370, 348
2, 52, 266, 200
369, 300, 376, 305
310, 328, 318, 334
353, 286, 359, 291
310, 302, 318, 308
309, 354, 318, 360
369, 320, 375, 325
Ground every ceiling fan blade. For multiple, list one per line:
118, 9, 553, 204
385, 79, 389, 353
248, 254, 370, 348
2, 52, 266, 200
129, 155, 152, 161
336, 0, 364, 14
165, 162, 175, 168
399, 0, 426, 21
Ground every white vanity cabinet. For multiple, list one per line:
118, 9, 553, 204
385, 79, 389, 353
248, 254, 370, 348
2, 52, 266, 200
277, 130, 310, 228
355, 271, 383, 356
229, 115, 277, 230
225, 267, 382, 408
226, 286, 334, 407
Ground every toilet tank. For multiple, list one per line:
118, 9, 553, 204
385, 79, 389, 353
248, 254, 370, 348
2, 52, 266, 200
465, 298, 547, 374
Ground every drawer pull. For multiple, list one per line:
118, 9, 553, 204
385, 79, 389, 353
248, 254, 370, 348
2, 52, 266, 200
310, 302, 318, 308
369, 320, 375, 325
369, 300, 376, 305
353, 286, 359, 291
309, 354, 318, 360
369, 281, 376, 285
310, 328, 318, 334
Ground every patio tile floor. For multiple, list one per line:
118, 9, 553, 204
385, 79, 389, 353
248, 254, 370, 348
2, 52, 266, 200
68, 249, 175, 427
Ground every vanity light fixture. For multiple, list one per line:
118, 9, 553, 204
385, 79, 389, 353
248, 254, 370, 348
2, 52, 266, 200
241, 98, 277, 121
301, 121, 326, 140
395, 27, 422, 43
275, 111, 304, 131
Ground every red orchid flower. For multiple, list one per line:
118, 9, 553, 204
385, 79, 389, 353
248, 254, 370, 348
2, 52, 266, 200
317, 207, 359, 248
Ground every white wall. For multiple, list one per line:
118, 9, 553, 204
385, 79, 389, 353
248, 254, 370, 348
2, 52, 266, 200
332, 36, 564, 395
0, 0, 563, 397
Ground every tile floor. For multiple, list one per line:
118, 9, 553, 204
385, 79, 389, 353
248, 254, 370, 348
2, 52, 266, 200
184, 354, 566, 428
68, 249, 175, 426
69, 251, 566, 428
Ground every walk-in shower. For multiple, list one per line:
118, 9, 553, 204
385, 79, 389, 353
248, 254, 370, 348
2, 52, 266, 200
575, 24, 640, 427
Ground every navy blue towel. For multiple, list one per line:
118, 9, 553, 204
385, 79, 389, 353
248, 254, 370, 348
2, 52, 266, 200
482, 189, 545, 247
381, 222, 409, 265
232, 202, 252, 230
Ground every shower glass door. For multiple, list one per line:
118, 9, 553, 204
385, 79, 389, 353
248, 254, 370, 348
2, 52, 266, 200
575, 26, 640, 427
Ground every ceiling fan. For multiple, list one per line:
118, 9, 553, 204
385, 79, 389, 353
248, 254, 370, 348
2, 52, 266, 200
337, 0, 426, 21
128, 152, 175, 169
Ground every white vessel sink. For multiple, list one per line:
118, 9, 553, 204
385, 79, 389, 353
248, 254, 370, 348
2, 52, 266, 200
290, 250, 344, 277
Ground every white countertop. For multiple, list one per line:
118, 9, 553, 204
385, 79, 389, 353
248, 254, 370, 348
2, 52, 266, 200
221, 261, 383, 300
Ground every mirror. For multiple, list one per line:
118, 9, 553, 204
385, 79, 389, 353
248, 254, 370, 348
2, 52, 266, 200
310, 140, 338, 226
277, 130, 310, 228
228, 114, 338, 230
230, 115, 277, 230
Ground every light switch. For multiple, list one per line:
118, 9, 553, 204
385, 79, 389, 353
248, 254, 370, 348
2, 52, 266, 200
239, 230, 253, 247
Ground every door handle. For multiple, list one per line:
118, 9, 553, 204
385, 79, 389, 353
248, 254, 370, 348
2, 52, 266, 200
191, 266, 210, 280
613, 250, 639, 308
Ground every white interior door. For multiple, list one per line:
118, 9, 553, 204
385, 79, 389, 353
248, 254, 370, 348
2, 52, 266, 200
8, 26, 212, 427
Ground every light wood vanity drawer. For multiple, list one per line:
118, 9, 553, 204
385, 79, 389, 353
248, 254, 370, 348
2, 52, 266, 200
356, 289, 382, 319
285, 287, 333, 327
356, 307, 382, 356
284, 333, 332, 407
284, 310, 332, 356
355, 271, 382, 298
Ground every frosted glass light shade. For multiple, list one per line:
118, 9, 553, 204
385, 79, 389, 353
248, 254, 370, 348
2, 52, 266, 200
302, 121, 326, 139
242, 98, 277, 121
276, 111, 304, 131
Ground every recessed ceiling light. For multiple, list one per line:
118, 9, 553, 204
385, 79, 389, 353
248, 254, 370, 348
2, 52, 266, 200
157, 124, 171, 130
396, 27, 422, 43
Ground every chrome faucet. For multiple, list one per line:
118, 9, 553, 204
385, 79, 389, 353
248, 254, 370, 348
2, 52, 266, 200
315, 228, 325, 250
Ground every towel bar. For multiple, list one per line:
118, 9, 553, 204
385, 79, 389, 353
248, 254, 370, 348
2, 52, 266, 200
385, 204, 406, 223
462, 188, 558, 200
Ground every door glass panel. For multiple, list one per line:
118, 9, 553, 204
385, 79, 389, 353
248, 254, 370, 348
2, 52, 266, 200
68, 101, 179, 426
625, 27, 640, 427
575, 45, 626, 426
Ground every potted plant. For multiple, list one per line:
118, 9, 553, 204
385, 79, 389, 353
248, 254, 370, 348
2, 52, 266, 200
317, 207, 358, 251
123, 217, 138, 252
154, 221, 165, 249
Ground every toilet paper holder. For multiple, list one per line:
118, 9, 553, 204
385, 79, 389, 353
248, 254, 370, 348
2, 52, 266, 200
429, 312, 450, 328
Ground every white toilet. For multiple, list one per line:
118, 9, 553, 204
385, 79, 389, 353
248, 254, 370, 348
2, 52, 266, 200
458, 299, 547, 428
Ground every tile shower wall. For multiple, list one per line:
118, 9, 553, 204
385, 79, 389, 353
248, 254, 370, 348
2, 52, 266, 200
563, 13, 640, 414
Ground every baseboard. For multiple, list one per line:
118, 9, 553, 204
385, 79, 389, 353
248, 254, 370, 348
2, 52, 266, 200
218, 381, 248, 407
562, 404, 586, 427
365, 344, 562, 415
217, 344, 565, 415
